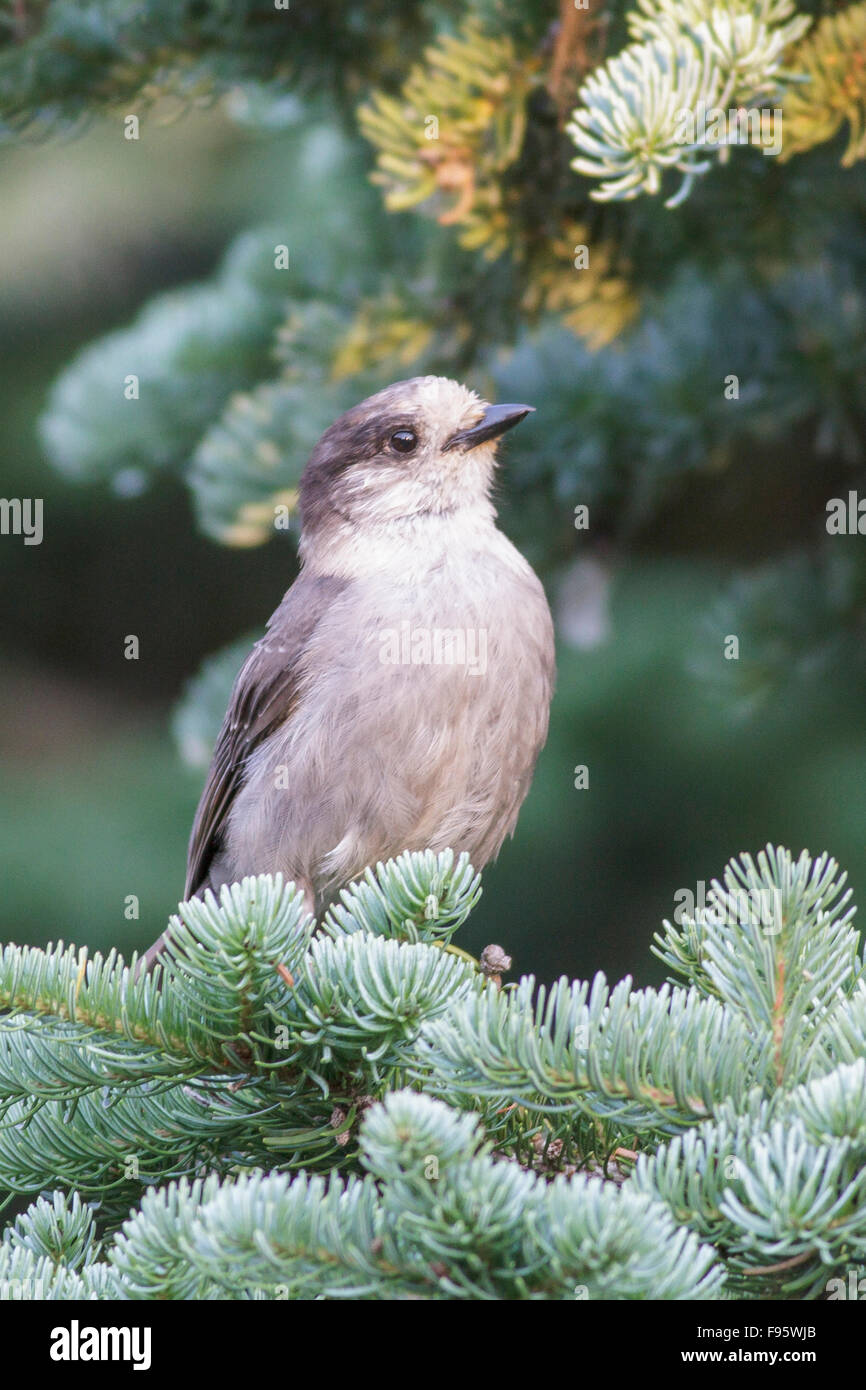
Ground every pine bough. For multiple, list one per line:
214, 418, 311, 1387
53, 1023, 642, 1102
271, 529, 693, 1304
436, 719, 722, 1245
0, 845, 863, 1300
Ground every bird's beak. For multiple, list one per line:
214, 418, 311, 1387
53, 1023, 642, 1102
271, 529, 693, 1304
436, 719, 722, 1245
443, 403, 535, 452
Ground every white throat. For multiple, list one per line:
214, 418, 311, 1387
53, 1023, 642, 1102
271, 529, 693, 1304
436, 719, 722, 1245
301, 498, 505, 582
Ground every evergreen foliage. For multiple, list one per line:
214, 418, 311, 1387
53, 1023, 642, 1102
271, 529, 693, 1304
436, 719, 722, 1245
568, 0, 811, 205
0, 845, 864, 1299
3, 0, 860, 710
780, 2, 866, 164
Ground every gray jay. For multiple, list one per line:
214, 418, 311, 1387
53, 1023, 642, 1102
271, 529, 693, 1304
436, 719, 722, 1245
141, 375, 554, 971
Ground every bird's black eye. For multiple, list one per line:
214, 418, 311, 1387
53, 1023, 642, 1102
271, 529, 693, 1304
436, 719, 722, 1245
390, 428, 418, 454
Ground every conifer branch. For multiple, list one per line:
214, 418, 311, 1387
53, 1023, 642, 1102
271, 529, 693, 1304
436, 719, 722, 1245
780, 2, 866, 164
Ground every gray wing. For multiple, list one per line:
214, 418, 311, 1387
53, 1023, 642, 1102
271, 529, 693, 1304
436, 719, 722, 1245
184, 572, 346, 899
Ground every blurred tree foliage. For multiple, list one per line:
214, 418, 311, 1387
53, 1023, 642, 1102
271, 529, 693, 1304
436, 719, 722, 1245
0, 0, 860, 718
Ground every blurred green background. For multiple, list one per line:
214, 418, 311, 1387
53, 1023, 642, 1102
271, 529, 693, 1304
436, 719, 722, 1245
1, 95, 864, 990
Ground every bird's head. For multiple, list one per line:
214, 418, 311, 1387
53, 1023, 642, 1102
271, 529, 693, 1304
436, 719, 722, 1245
298, 376, 533, 543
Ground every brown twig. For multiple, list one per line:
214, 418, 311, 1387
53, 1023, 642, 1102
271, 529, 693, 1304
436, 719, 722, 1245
547, 0, 603, 123
746, 1249, 815, 1277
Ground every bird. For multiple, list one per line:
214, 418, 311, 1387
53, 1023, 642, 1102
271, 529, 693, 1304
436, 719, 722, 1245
140, 375, 555, 972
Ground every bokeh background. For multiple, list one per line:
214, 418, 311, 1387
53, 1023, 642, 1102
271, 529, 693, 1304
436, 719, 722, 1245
1, 1, 865, 989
